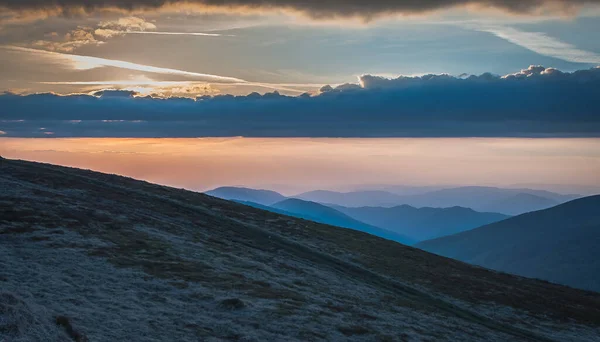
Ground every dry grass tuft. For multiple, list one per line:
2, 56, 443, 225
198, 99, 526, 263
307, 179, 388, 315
55, 316, 88, 342
219, 298, 246, 310
338, 325, 370, 336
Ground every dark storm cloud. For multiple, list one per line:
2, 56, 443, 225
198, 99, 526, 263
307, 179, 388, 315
1, 66, 599, 138
0, 0, 599, 19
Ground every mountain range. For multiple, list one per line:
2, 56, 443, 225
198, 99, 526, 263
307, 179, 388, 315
205, 186, 286, 205
233, 198, 414, 244
207, 187, 509, 242
332, 205, 509, 241
417, 195, 600, 292
295, 187, 579, 215
270, 198, 415, 244
2, 158, 600, 341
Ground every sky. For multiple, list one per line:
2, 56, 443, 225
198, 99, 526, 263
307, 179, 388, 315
1, 0, 600, 96
0, 1, 599, 191
1, 138, 599, 194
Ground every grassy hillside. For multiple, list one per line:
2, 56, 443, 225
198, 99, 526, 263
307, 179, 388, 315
1, 158, 600, 341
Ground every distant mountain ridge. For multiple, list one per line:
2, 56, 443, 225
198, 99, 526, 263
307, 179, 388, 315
294, 186, 579, 215
334, 204, 509, 241
294, 190, 404, 207
205, 186, 286, 206
479, 193, 559, 215
417, 195, 600, 292
207, 186, 511, 243
270, 198, 414, 245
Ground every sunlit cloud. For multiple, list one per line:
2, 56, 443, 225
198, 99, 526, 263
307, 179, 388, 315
99, 16, 157, 32
37, 79, 326, 96
0, 45, 246, 83
93, 16, 156, 38
476, 26, 600, 64
23, 15, 232, 56
39, 80, 197, 86
30, 27, 104, 52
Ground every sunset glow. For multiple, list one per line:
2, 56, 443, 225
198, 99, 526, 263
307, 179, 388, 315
2, 137, 598, 194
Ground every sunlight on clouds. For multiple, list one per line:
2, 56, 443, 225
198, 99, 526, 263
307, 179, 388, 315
0, 45, 246, 83
31, 27, 104, 52
22, 16, 230, 54
0, 45, 325, 95
37, 79, 324, 97
99, 16, 157, 32
38, 80, 217, 97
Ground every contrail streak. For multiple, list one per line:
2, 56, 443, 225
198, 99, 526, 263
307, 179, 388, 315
476, 26, 600, 64
126, 31, 234, 37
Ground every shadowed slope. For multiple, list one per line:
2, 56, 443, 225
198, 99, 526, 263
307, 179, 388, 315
271, 198, 414, 245
333, 204, 508, 241
417, 196, 600, 291
2, 158, 600, 341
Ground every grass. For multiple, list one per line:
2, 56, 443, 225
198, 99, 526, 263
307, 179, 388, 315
338, 325, 370, 336
218, 298, 246, 310
55, 316, 88, 342
2, 158, 600, 341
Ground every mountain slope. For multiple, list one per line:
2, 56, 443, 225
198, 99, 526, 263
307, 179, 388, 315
334, 205, 509, 241
205, 186, 286, 205
2, 158, 600, 341
270, 199, 414, 245
479, 193, 559, 215
417, 195, 600, 292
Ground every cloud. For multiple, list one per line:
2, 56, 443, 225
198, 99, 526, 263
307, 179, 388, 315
30, 26, 103, 52
20, 17, 155, 52
94, 16, 156, 38
476, 26, 600, 64
1, 46, 321, 94
99, 16, 157, 32
1, 65, 599, 138
92, 90, 138, 98
23, 16, 224, 53
0, 0, 599, 21
0, 46, 246, 83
